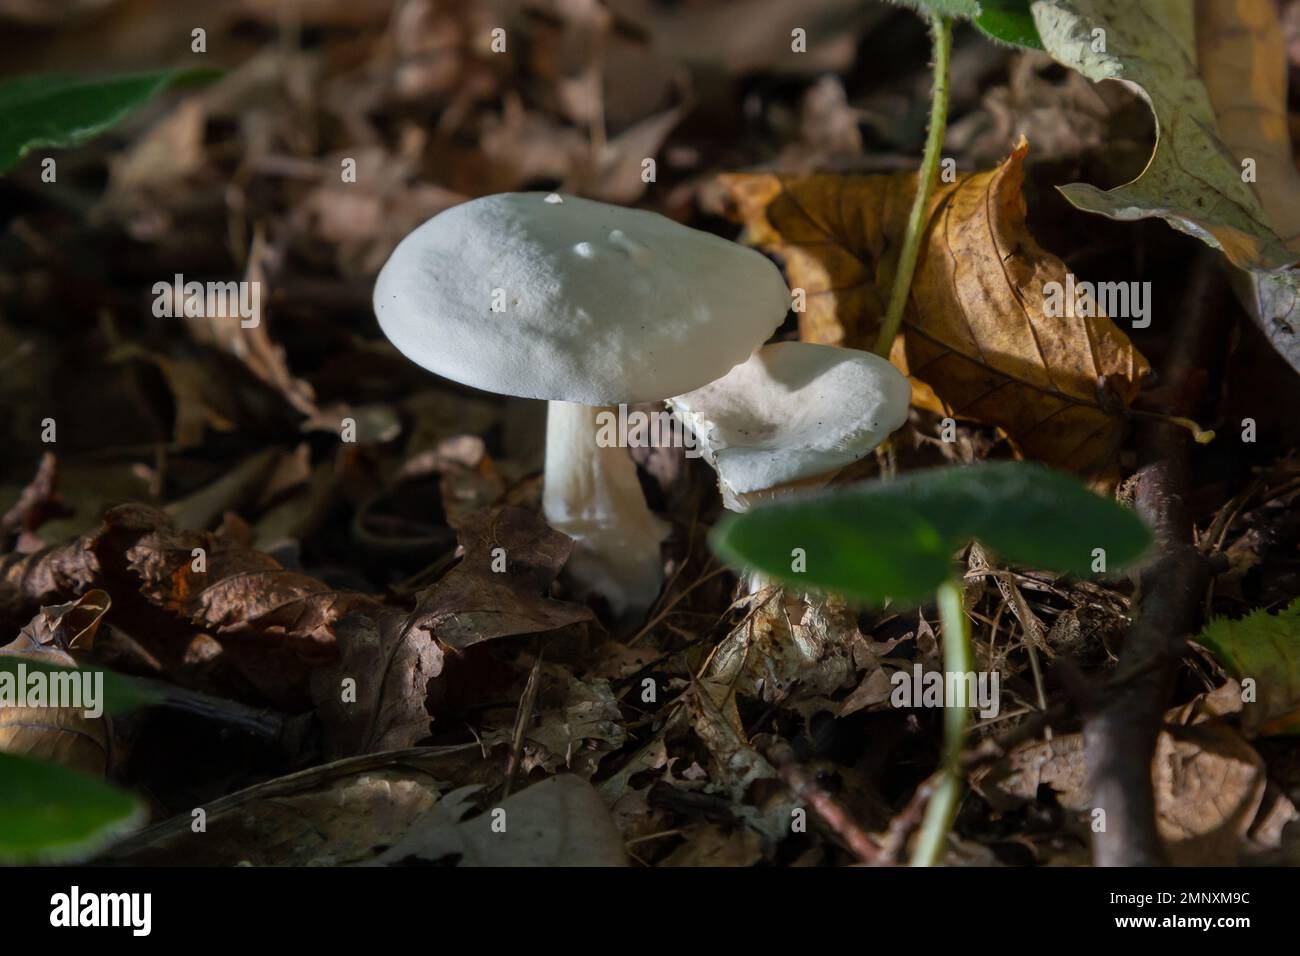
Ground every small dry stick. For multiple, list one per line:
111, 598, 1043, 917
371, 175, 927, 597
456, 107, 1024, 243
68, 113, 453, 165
765, 739, 882, 865
502, 648, 544, 796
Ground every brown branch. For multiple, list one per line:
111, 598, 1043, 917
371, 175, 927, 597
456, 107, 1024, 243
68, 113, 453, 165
763, 738, 882, 864
1083, 253, 1228, 866
877, 771, 942, 865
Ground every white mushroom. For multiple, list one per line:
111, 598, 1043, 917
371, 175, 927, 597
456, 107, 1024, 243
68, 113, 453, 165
668, 341, 912, 511
373, 192, 788, 620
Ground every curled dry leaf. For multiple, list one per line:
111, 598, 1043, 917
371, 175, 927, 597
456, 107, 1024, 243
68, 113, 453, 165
311, 506, 592, 758
0, 589, 112, 776
0, 533, 100, 636
91, 504, 377, 705
407, 505, 594, 651
717, 139, 1150, 479
707, 589, 863, 719
521, 672, 627, 775
1033, 0, 1300, 372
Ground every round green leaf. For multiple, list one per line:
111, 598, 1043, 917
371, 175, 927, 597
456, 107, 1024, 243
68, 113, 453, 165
973, 0, 1044, 49
711, 461, 1151, 607
714, 494, 954, 606
0, 752, 143, 863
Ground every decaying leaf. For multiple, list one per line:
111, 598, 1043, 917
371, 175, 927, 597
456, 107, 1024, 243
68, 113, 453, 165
408, 505, 594, 650
659, 823, 763, 867
1154, 718, 1295, 866
522, 672, 628, 775
0, 532, 100, 634
309, 609, 448, 759
707, 589, 863, 719
91, 503, 377, 705
311, 507, 591, 758
1032, 0, 1300, 372
1196, 598, 1300, 736
108, 746, 480, 866
176, 228, 319, 417
977, 693, 1299, 863
718, 140, 1150, 477
0, 590, 112, 776
370, 774, 627, 867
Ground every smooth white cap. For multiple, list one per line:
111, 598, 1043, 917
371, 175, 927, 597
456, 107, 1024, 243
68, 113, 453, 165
373, 192, 790, 405
668, 342, 912, 509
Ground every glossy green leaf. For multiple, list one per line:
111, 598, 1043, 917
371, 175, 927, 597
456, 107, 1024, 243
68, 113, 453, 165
0, 69, 215, 173
973, 0, 1043, 48
711, 461, 1151, 606
0, 752, 143, 863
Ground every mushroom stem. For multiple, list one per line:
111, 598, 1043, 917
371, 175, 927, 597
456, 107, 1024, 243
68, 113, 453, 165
543, 400, 669, 623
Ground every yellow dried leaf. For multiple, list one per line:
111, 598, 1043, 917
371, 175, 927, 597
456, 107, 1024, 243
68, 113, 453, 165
718, 140, 1150, 478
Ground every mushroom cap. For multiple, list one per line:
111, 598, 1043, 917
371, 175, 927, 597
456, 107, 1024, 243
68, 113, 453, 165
668, 342, 912, 505
373, 192, 790, 405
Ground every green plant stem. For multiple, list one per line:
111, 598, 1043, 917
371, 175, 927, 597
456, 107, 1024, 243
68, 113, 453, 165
910, 575, 971, 866
872, 13, 952, 358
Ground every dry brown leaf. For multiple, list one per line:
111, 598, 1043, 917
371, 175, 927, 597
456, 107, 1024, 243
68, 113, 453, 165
0, 590, 113, 776
178, 229, 318, 418
0, 533, 100, 636
108, 746, 480, 866
408, 505, 594, 651
311, 506, 591, 757
91, 503, 377, 705
371, 774, 627, 866
718, 140, 1151, 478
977, 700, 1298, 864
309, 609, 449, 759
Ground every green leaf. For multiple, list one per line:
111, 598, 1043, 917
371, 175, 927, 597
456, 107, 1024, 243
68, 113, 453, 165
0, 752, 143, 863
973, 0, 1043, 48
711, 461, 1151, 606
889, 0, 982, 18
0, 658, 160, 713
0, 68, 216, 173
1196, 598, 1300, 736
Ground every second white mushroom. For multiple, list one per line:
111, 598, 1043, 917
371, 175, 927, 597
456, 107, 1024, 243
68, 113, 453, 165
668, 341, 912, 512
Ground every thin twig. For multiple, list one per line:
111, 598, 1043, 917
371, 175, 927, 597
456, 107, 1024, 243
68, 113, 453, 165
764, 739, 881, 864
